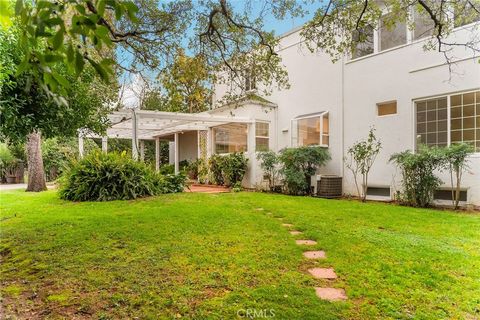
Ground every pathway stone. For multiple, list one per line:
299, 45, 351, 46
314, 288, 347, 301
303, 251, 326, 259
308, 268, 337, 279
295, 240, 317, 246
282, 223, 293, 227
290, 231, 302, 235
255, 208, 264, 211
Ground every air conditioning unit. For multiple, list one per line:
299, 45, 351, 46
317, 175, 342, 198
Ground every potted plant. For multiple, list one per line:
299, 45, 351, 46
5, 159, 18, 184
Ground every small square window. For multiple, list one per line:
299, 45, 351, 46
377, 101, 397, 116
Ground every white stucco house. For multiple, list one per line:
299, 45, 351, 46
85, 14, 480, 208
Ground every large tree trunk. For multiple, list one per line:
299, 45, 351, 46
26, 131, 47, 192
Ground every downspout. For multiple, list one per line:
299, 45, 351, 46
341, 56, 345, 179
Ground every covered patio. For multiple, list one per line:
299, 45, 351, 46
79, 109, 254, 174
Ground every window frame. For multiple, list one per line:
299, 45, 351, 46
377, 100, 398, 117
255, 121, 270, 152
413, 89, 480, 154
349, 4, 478, 61
291, 112, 330, 148
212, 122, 248, 155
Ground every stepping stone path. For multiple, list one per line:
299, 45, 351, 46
315, 288, 347, 301
295, 240, 317, 246
261, 211, 348, 302
308, 268, 337, 279
303, 250, 326, 259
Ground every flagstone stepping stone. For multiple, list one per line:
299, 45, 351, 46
308, 268, 337, 279
282, 223, 293, 227
295, 240, 317, 245
314, 287, 347, 301
303, 251, 326, 259
290, 231, 302, 235
255, 208, 264, 211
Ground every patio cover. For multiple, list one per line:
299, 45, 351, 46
79, 109, 254, 173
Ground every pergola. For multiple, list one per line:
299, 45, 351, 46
79, 109, 253, 173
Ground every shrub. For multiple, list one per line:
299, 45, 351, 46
257, 150, 281, 191
159, 164, 174, 175
59, 152, 185, 201
279, 146, 331, 195
208, 154, 225, 185
390, 145, 444, 207
345, 127, 382, 201
441, 143, 473, 209
221, 152, 248, 187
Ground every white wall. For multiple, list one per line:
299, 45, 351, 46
213, 25, 480, 206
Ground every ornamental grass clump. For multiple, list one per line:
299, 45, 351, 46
59, 152, 185, 201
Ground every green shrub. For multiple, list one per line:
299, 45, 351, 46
279, 146, 331, 195
159, 164, 174, 175
390, 145, 444, 208
221, 152, 248, 187
208, 154, 225, 185
257, 150, 280, 191
59, 152, 185, 201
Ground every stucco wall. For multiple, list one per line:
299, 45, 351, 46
213, 25, 480, 206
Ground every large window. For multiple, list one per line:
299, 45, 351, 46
379, 13, 407, 51
213, 123, 247, 154
352, 26, 374, 59
413, 8, 435, 40
415, 90, 480, 152
255, 122, 269, 152
293, 112, 329, 147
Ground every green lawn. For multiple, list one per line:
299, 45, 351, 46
1, 190, 479, 319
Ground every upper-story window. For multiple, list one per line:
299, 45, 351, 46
213, 123, 248, 154
352, 26, 375, 59
292, 112, 329, 147
244, 72, 256, 92
454, 1, 480, 27
379, 13, 407, 51
415, 90, 480, 152
413, 8, 435, 40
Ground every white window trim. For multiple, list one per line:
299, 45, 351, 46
255, 121, 270, 152
291, 111, 329, 148
412, 88, 480, 156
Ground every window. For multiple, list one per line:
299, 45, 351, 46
415, 90, 480, 152
450, 91, 479, 150
413, 8, 435, 40
244, 71, 256, 91
292, 112, 329, 147
351, 26, 374, 59
213, 123, 248, 154
377, 101, 397, 116
379, 13, 407, 51
255, 122, 269, 152
454, 1, 480, 27
416, 97, 448, 147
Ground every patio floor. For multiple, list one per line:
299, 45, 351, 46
185, 184, 230, 194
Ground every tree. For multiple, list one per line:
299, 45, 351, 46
148, 50, 212, 113
345, 127, 382, 202
0, 28, 115, 191
441, 143, 473, 209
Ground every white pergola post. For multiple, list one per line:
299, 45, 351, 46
101, 136, 108, 153
155, 137, 160, 172
131, 109, 139, 160
78, 133, 84, 159
174, 132, 179, 174
140, 140, 145, 162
